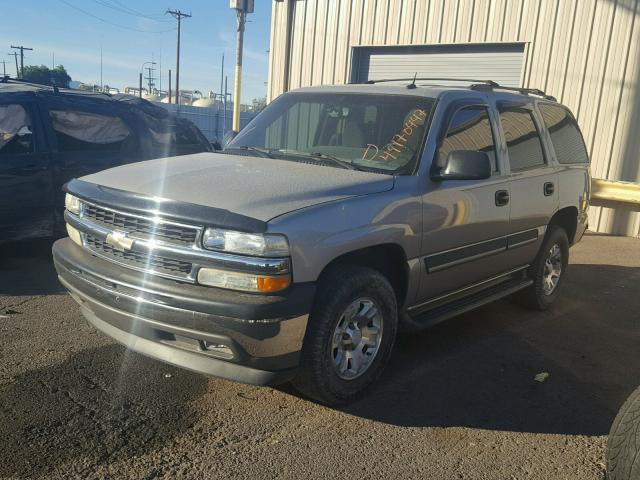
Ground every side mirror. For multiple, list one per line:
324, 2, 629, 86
433, 150, 492, 181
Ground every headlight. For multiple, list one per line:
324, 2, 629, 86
197, 267, 290, 293
65, 193, 81, 215
202, 228, 289, 257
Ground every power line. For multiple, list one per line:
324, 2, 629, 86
58, 0, 175, 34
112, 0, 169, 19
91, 0, 172, 23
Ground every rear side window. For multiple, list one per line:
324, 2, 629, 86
439, 106, 497, 172
50, 110, 132, 152
498, 107, 546, 171
0, 104, 34, 155
539, 104, 589, 164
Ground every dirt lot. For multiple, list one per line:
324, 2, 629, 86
1, 233, 639, 479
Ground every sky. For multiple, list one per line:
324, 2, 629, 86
0, 0, 272, 103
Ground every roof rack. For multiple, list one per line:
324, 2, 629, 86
0, 78, 114, 97
363, 77, 498, 87
361, 76, 556, 101
469, 82, 557, 101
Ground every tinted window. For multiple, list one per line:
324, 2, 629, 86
229, 92, 434, 174
439, 106, 497, 172
50, 110, 132, 152
499, 107, 546, 171
539, 104, 589, 164
0, 104, 34, 155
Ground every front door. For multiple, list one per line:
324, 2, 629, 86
417, 101, 512, 303
0, 98, 54, 242
41, 96, 140, 213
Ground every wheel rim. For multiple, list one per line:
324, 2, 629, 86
542, 243, 562, 295
331, 297, 383, 380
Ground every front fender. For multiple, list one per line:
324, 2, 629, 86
268, 177, 422, 283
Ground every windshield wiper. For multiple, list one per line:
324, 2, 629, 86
308, 152, 357, 170
275, 149, 357, 170
224, 145, 275, 158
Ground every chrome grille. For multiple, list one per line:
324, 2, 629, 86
85, 235, 193, 278
83, 203, 199, 246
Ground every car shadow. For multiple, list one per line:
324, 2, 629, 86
0, 344, 208, 479
333, 263, 640, 435
0, 238, 66, 296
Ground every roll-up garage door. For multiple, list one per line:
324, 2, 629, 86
352, 43, 525, 87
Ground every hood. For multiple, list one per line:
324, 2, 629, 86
80, 152, 394, 222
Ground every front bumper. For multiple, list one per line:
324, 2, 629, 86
53, 238, 315, 385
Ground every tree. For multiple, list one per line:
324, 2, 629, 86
22, 65, 71, 88
251, 96, 267, 113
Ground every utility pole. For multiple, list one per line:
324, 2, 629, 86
224, 75, 228, 137
100, 44, 103, 89
230, 0, 253, 132
8, 52, 18, 78
168, 69, 172, 104
10, 45, 33, 79
1, 60, 6, 77
220, 53, 224, 107
166, 9, 191, 105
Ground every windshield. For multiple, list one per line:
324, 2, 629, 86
227, 92, 434, 175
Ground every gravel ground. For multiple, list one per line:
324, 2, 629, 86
1, 233, 639, 479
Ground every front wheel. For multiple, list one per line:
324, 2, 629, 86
607, 386, 640, 479
514, 225, 569, 310
292, 265, 398, 405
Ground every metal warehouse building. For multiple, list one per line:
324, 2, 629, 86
267, 0, 640, 236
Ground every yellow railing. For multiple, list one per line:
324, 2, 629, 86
591, 178, 640, 208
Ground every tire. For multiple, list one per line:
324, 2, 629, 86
514, 225, 569, 310
292, 264, 398, 405
607, 386, 640, 480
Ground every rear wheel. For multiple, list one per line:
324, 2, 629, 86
292, 265, 398, 405
514, 226, 569, 310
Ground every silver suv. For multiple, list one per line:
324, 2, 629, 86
53, 81, 590, 405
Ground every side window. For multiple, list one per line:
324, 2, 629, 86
50, 110, 132, 153
538, 104, 589, 164
0, 104, 34, 155
498, 107, 546, 171
439, 106, 497, 172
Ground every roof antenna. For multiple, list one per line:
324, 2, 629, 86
407, 72, 417, 89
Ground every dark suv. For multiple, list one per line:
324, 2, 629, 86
53, 80, 591, 405
0, 80, 211, 243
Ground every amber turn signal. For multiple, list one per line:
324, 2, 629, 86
257, 275, 291, 292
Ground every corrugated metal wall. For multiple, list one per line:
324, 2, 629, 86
268, 0, 640, 236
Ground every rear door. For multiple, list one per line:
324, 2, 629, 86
496, 101, 559, 266
0, 95, 55, 242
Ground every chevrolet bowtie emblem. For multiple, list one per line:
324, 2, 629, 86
105, 231, 134, 251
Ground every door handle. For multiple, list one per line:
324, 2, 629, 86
495, 190, 510, 206
544, 182, 555, 196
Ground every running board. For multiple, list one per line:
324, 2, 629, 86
405, 278, 533, 330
